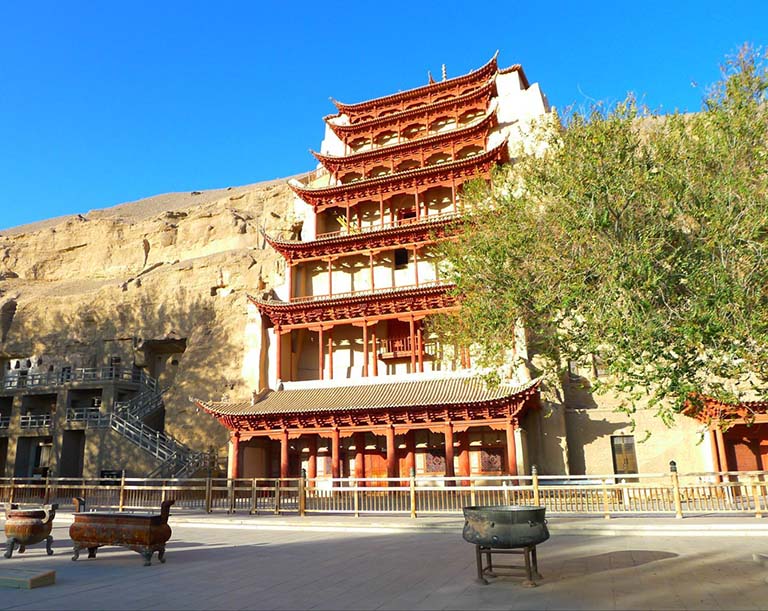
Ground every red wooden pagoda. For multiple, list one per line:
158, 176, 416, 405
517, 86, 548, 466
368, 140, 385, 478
199, 55, 552, 481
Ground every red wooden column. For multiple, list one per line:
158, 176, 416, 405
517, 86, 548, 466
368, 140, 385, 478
409, 317, 416, 373
709, 427, 721, 482
354, 432, 366, 482
275, 326, 283, 382
280, 429, 290, 479
506, 420, 518, 478
444, 422, 455, 482
371, 326, 378, 377
386, 426, 398, 478
328, 329, 334, 379
416, 323, 424, 373
405, 430, 415, 476
307, 436, 318, 483
318, 327, 324, 380
331, 428, 340, 479
715, 426, 729, 474
229, 432, 240, 479
458, 431, 471, 484
413, 247, 419, 285
362, 324, 369, 377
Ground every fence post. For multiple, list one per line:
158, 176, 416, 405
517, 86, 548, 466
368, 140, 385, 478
470, 479, 476, 507
274, 480, 281, 515
8, 479, 14, 505
43, 473, 50, 504
602, 479, 611, 520
228, 478, 235, 514
504, 479, 511, 505
354, 478, 360, 518
670, 460, 683, 519
205, 476, 212, 513
250, 478, 258, 515
118, 472, 126, 512
532, 465, 540, 506
409, 468, 417, 519
752, 476, 763, 519
299, 470, 306, 517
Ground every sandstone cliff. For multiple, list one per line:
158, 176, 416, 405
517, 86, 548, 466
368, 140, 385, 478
0, 178, 298, 453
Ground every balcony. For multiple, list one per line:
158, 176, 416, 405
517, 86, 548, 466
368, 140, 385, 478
20, 413, 52, 429
380, 337, 436, 360
66, 407, 103, 424
2, 366, 157, 391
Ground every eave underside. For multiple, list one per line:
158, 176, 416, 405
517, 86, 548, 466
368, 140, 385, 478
327, 79, 496, 140
291, 142, 507, 211
313, 111, 498, 175
263, 216, 461, 263
330, 54, 499, 120
250, 284, 459, 329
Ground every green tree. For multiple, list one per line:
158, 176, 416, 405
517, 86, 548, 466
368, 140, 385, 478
439, 45, 768, 424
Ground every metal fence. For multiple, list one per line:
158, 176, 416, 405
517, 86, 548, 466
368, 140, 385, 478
0, 468, 765, 518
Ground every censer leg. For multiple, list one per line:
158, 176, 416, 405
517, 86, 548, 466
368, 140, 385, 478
522, 546, 537, 587
485, 548, 496, 577
46, 536, 54, 556
531, 545, 542, 579
4, 538, 15, 559
475, 545, 488, 585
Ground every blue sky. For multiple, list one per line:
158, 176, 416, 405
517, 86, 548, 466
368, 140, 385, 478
1, 1, 766, 230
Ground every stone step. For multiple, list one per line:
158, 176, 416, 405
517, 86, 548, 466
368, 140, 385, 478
0, 568, 56, 589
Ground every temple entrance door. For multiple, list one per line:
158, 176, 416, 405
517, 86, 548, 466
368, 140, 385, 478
725, 439, 762, 471
724, 424, 766, 472
365, 452, 388, 486
289, 452, 301, 478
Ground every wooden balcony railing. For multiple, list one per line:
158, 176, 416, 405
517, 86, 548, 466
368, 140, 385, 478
288, 280, 450, 304
314, 210, 461, 241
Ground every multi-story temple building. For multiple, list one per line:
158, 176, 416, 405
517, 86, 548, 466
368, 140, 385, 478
200, 55, 553, 481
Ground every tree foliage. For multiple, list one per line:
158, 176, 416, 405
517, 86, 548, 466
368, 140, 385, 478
438, 45, 768, 423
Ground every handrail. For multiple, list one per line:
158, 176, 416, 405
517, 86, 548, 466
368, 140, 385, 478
0, 470, 765, 518
313, 210, 461, 241
288, 280, 451, 304
20, 414, 52, 428
2, 366, 158, 391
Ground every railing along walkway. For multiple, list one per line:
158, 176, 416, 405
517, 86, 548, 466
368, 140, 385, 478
3, 366, 157, 391
1, 468, 765, 519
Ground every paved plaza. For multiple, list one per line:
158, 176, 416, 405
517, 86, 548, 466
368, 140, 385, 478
1, 516, 767, 610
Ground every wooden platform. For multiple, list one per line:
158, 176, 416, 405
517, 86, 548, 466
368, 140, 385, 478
0, 568, 56, 589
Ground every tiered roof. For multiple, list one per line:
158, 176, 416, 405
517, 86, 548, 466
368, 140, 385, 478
250, 282, 458, 329
290, 141, 508, 212
198, 375, 541, 432
311, 111, 497, 177
263, 212, 461, 264
328, 53, 501, 122
326, 78, 497, 142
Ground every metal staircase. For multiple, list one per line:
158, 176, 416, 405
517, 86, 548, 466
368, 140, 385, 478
67, 373, 210, 478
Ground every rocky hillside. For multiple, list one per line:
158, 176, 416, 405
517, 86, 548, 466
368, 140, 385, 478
0, 178, 298, 452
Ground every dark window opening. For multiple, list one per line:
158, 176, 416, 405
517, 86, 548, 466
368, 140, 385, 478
611, 435, 638, 476
394, 248, 409, 270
